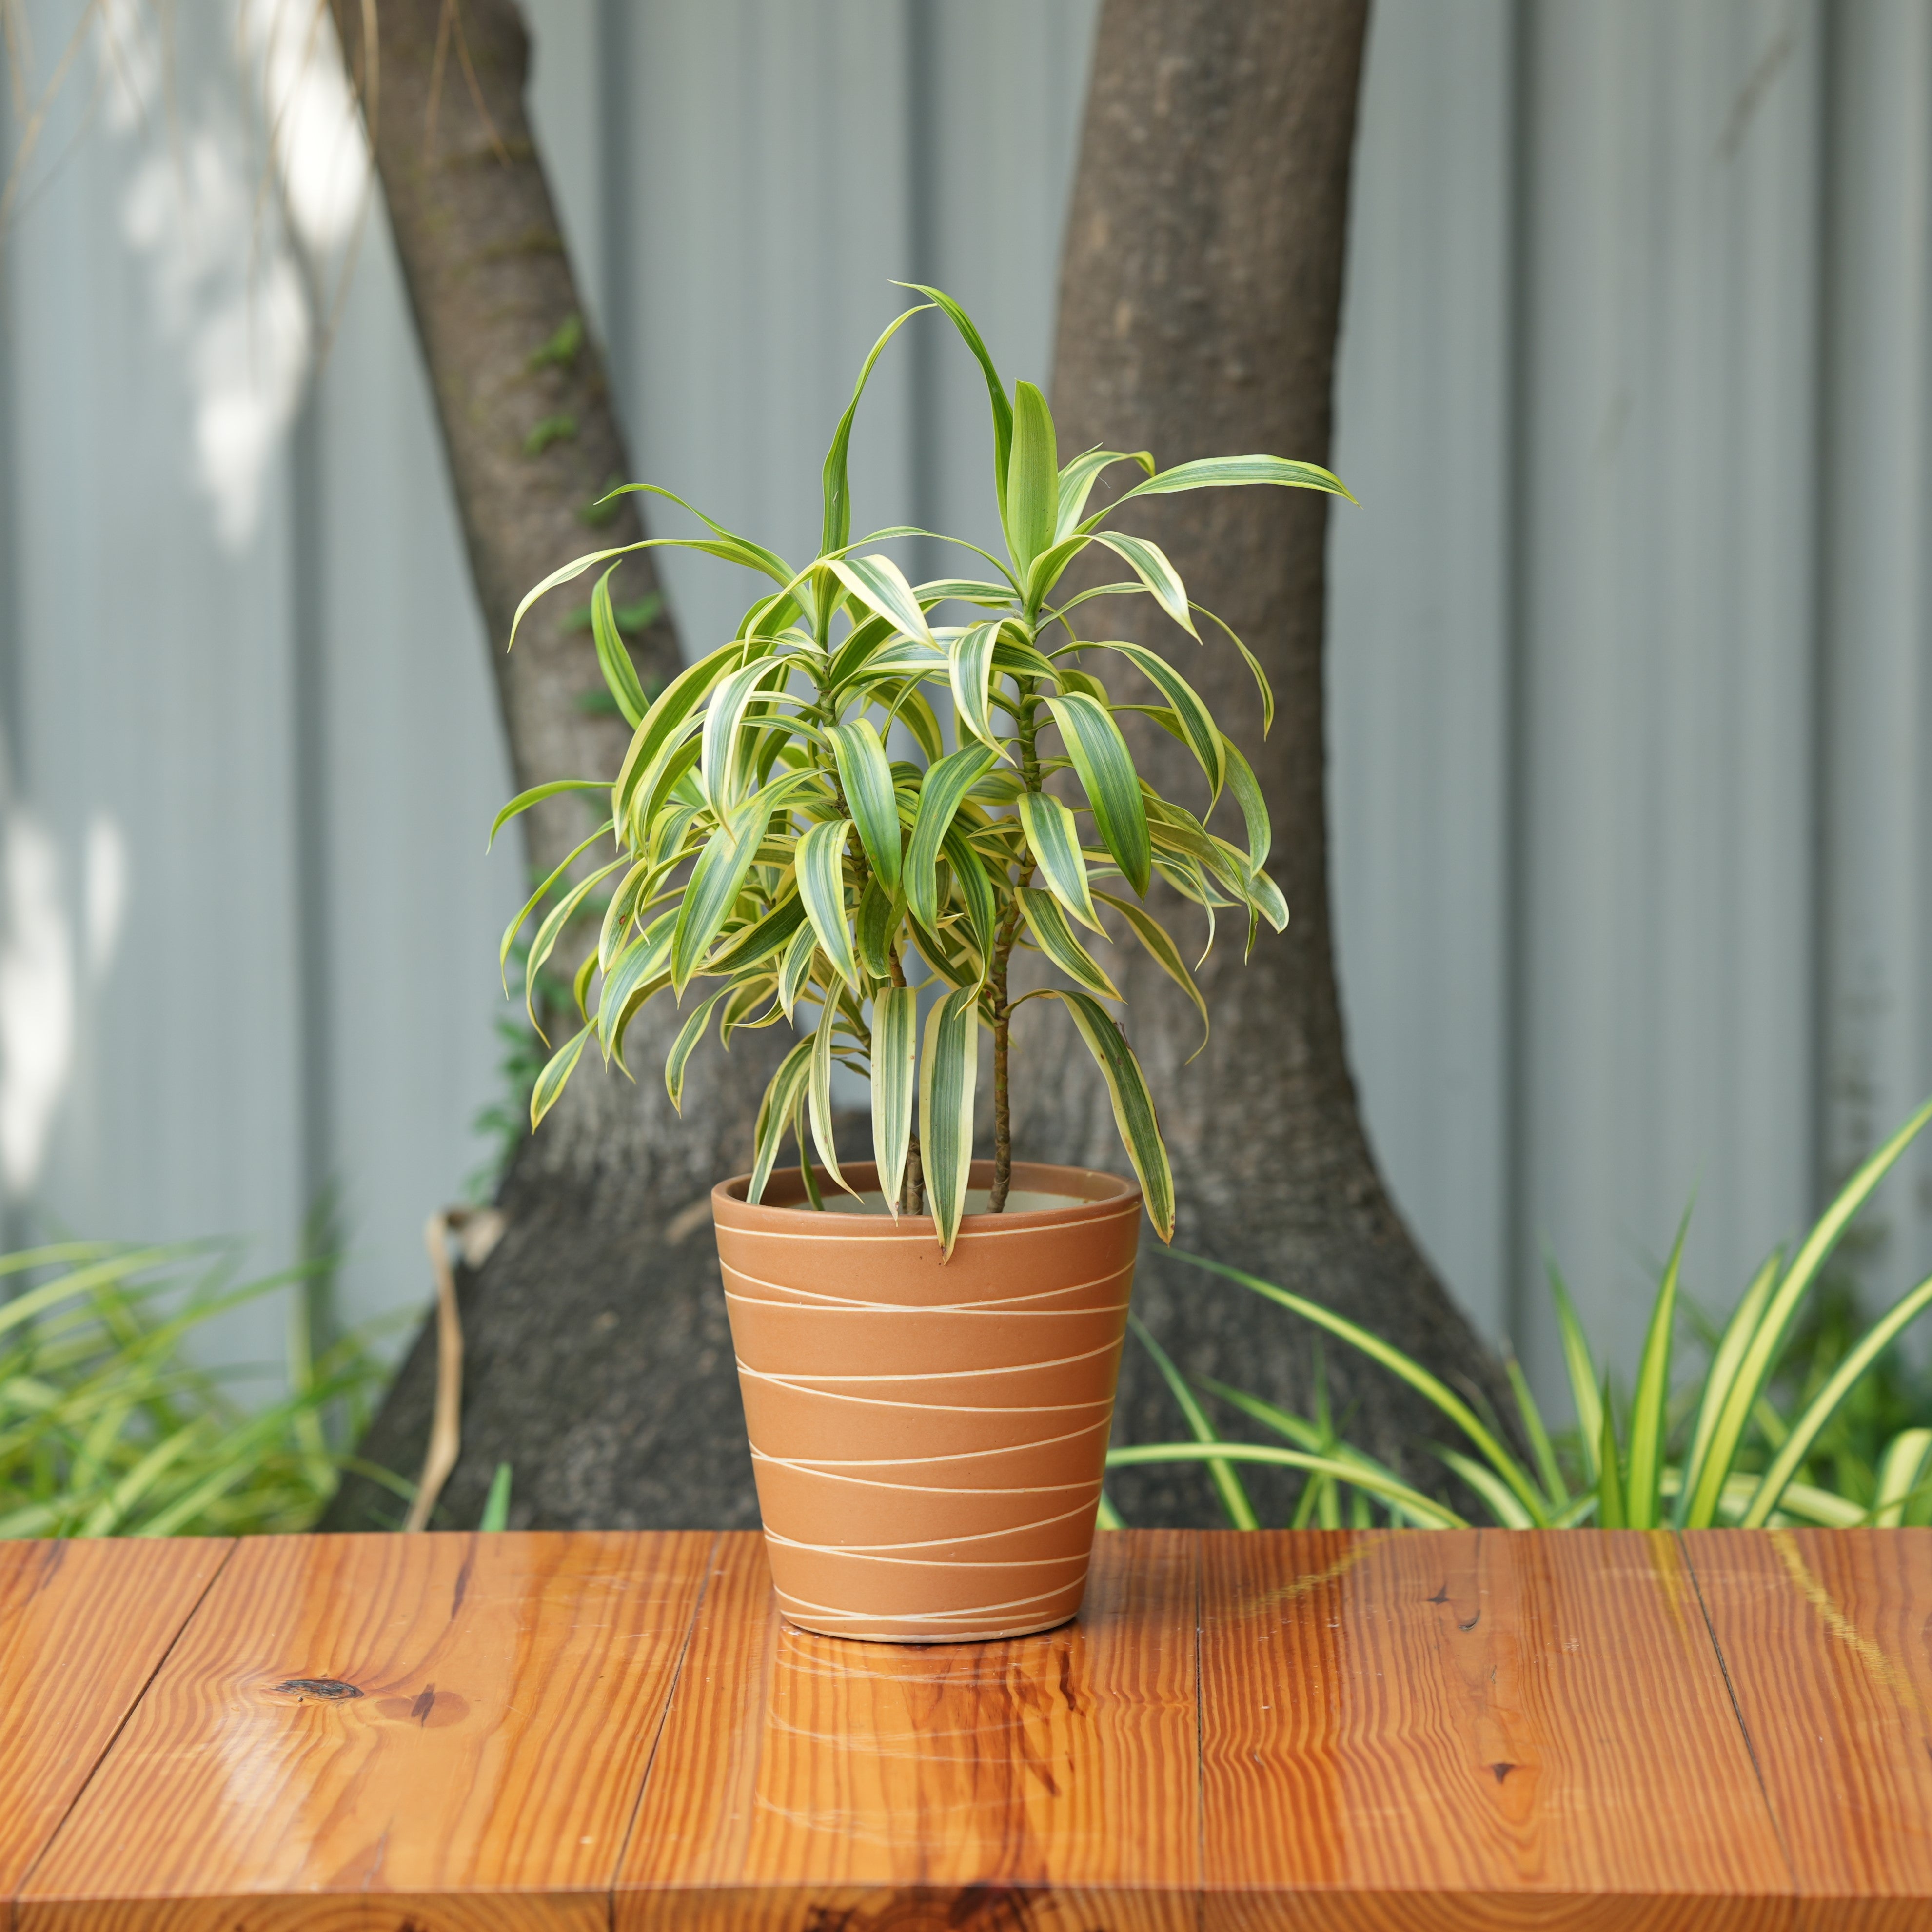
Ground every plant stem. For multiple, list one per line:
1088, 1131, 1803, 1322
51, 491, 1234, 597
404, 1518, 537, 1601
991, 685, 1044, 1215
988, 898, 1022, 1212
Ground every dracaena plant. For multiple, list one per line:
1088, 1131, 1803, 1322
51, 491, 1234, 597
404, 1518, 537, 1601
493, 288, 1349, 1256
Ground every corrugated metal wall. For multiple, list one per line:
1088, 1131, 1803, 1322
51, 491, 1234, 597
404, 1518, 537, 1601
2, 0, 1929, 1410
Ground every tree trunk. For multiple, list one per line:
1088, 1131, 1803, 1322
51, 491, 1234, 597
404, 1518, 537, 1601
1032, 0, 1514, 1518
326, 0, 1511, 1533
320, 0, 771, 1532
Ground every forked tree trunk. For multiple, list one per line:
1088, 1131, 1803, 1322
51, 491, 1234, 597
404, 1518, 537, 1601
1031, 0, 1514, 1516
321, 0, 775, 1531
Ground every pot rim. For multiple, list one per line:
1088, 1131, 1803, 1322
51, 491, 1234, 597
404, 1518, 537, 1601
712, 1158, 1140, 1238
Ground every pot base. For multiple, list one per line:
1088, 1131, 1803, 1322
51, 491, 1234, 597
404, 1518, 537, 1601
777, 1610, 1080, 1644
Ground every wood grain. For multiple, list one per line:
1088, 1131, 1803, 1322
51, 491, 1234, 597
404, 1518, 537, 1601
0, 1536, 232, 1897
616, 1529, 1199, 1932
1683, 1528, 1932, 1931
18, 1530, 714, 1932
1198, 1529, 1793, 1931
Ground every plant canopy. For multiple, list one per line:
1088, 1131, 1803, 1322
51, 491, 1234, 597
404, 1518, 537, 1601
494, 289, 1350, 1255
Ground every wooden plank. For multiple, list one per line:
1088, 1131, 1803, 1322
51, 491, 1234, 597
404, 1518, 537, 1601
0, 1537, 231, 1898
1683, 1528, 1932, 1931
18, 1530, 714, 1932
1198, 1530, 1792, 1931
616, 1528, 1198, 1932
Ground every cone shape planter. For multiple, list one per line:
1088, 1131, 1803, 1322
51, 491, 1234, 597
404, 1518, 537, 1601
710, 1160, 1140, 1642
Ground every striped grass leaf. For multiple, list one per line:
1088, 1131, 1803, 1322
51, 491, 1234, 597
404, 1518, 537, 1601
940, 822, 998, 965
826, 611, 896, 690
869, 983, 918, 1214
1089, 531, 1196, 636
1625, 1205, 1692, 1529
614, 639, 746, 829
1596, 1379, 1625, 1528
530, 1025, 592, 1129
1547, 1258, 1602, 1486
1104, 1442, 1465, 1529
700, 656, 789, 813
1175, 1250, 1550, 1522
597, 909, 676, 1055
1192, 602, 1275, 736
1022, 533, 1094, 609
479, 1464, 513, 1532
1128, 1314, 1257, 1529
1041, 989, 1174, 1242
828, 718, 904, 891
1201, 1376, 1438, 1525
917, 576, 1016, 609
748, 1034, 816, 1205
488, 780, 612, 851
1045, 693, 1152, 895
523, 856, 628, 1031
900, 283, 1014, 522
1221, 736, 1272, 874
1004, 381, 1059, 578
1439, 1448, 1538, 1528
602, 482, 795, 586
1741, 1265, 1932, 1526
590, 567, 650, 726
499, 818, 615, 985
894, 684, 948, 766
705, 892, 807, 974
1091, 641, 1225, 799
947, 620, 1007, 759
777, 920, 819, 1023
797, 818, 860, 993
1506, 1352, 1569, 1508
821, 304, 931, 555
670, 791, 779, 995
1016, 789, 1102, 931
1097, 453, 1353, 519
854, 876, 899, 980
1683, 1092, 1932, 1528
1016, 887, 1119, 1000
1056, 447, 1153, 538
828, 552, 935, 647
919, 987, 982, 1258
595, 856, 654, 972
1094, 891, 1207, 1058
1873, 1429, 1932, 1526
808, 1005, 858, 1200
1674, 1247, 1781, 1524
906, 745, 998, 931
664, 985, 734, 1113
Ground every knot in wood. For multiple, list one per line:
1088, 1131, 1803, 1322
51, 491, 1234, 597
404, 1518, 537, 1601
272, 1677, 363, 1701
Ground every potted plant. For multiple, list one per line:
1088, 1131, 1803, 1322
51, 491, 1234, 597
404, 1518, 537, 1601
494, 288, 1348, 1640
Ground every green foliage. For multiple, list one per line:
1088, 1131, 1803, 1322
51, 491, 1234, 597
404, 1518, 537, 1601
497, 289, 1349, 1253
0, 1240, 401, 1538
1113, 1096, 1932, 1529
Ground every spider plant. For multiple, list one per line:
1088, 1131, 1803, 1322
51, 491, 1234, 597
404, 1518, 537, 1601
0, 1238, 399, 1537
1110, 1094, 1932, 1529
494, 288, 1349, 1253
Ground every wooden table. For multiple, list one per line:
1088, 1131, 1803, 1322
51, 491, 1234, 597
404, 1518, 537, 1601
3, 1529, 1929, 1930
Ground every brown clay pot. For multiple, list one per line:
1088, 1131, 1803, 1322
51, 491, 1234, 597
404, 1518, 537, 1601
710, 1159, 1141, 1642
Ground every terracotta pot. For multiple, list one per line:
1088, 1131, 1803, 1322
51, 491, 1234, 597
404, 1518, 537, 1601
710, 1159, 1141, 1642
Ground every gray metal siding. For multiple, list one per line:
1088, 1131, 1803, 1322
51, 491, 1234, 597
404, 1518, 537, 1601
2, 0, 1928, 1414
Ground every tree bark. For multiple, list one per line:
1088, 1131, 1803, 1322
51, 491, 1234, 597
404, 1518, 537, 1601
320, 0, 773, 1532
326, 0, 1512, 1533
1033, 0, 1515, 1518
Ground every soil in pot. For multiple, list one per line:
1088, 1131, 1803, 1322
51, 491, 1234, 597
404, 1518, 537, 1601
710, 1159, 1141, 1642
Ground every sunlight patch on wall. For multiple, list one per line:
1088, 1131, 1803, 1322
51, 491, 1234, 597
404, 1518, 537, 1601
95, 0, 369, 550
